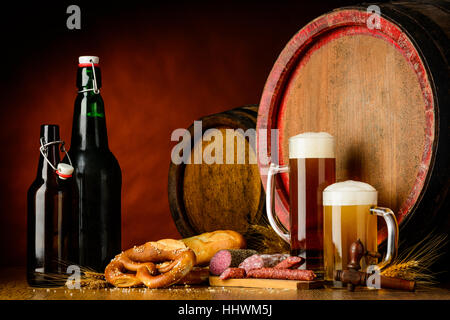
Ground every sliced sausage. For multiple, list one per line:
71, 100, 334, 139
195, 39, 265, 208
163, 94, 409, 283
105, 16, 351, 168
209, 249, 258, 276
219, 267, 246, 280
273, 256, 305, 269
238, 254, 290, 273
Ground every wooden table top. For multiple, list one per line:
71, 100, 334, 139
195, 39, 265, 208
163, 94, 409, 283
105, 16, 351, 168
1, 268, 449, 300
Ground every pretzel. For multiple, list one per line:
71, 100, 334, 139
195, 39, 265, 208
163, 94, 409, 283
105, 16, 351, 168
104, 230, 246, 288
104, 239, 196, 288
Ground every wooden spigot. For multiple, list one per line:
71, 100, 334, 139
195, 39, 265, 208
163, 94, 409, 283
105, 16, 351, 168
346, 239, 364, 291
334, 240, 416, 292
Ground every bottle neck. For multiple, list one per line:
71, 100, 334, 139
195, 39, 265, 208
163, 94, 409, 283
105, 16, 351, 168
36, 125, 60, 182
70, 66, 109, 150
77, 64, 102, 91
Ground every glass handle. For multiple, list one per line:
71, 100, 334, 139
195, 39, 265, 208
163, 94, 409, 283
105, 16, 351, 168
369, 206, 399, 268
266, 163, 290, 243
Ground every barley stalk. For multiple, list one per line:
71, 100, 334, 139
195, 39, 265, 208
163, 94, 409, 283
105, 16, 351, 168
380, 233, 447, 286
245, 213, 290, 253
381, 260, 419, 280
29, 259, 111, 289
83, 271, 106, 280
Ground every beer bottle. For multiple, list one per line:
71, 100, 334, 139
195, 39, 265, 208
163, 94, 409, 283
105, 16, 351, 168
66, 56, 122, 272
27, 124, 78, 287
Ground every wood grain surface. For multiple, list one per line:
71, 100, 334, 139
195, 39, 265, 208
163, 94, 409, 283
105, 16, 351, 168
1, 268, 449, 300
183, 128, 261, 234
280, 34, 425, 215
209, 276, 323, 290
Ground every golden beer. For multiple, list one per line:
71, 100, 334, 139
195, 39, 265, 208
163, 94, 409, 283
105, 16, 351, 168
322, 181, 378, 282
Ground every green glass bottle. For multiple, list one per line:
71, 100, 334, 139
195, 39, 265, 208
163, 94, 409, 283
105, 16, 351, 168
66, 56, 122, 272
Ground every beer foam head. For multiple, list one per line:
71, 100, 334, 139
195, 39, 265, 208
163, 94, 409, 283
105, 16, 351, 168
289, 132, 335, 158
323, 180, 377, 205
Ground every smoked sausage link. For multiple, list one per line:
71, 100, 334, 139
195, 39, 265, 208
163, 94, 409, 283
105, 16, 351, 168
246, 268, 316, 281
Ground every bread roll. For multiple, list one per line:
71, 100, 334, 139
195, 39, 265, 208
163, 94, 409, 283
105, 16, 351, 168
151, 238, 187, 251
181, 230, 246, 266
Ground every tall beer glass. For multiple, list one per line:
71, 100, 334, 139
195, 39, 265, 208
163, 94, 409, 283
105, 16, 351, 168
323, 180, 398, 282
266, 132, 335, 274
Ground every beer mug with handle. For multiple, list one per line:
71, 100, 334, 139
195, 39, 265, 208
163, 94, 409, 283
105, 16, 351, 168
266, 132, 336, 274
322, 180, 398, 282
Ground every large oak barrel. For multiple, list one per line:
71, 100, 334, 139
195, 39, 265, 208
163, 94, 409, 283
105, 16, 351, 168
169, 105, 265, 237
256, 1, 449, 249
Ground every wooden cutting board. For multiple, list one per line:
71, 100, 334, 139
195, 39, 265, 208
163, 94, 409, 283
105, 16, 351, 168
209, 276, 324, 290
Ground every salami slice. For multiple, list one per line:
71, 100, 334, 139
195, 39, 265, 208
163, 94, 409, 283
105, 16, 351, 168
219, 268, 246, 280
238, 254, 290, 273
246, 268, 316, 281
209, 249, 258, 276
273, 256, 305, 269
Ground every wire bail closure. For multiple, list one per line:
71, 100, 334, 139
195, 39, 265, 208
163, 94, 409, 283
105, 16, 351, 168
78, 59, 100, 94
39, 138, 74, 179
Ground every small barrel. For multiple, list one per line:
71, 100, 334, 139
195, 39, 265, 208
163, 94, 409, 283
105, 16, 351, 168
168, 105, 265, 237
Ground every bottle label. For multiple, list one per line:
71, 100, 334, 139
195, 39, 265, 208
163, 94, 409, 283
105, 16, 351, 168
86, 103, 105, 118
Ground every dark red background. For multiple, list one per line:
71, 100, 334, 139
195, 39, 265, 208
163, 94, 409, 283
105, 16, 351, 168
0, 1, 361, 267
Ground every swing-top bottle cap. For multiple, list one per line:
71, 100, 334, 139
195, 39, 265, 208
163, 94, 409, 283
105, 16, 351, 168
79, 56, 99, 65
56, 163, 74, 180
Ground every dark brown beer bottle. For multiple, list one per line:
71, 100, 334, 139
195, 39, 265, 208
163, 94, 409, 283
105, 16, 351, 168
66, 56, 122, 272
27, 124, 78, 287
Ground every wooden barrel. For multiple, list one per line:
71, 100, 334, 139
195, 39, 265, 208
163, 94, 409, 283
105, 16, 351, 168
169, 105, 265, 237
256, 1, 449, 246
